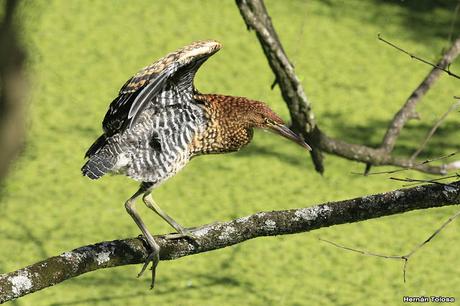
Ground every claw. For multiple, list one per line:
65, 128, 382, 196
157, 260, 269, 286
125, 190, 162, 288
135, 233, 160, 288
149, 256, 158, 289
150, 267, 156, 290
137, 258, 150, 278
137, 250, 160, 287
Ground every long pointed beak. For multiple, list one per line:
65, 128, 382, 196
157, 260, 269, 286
268, 123, 312, 151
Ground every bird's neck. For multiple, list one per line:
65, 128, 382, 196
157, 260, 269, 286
189, 94, 254, 156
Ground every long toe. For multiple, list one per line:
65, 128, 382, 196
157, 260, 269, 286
150, 265, 157, 289
164, 228, 198, 241
137, 251, 159, 278
137, 257, 150, 278
164, 223, 218, 241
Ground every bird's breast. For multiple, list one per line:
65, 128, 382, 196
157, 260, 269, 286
189, 117, 253, 156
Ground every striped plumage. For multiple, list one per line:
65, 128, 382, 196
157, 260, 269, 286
82, 93, 206, 184
82, 41, 219, 184
81, 40, 310, 288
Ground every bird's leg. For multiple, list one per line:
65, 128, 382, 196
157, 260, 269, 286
142, 193, 196, 240
125, 188, 160, 289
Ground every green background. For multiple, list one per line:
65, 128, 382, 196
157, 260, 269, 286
1, 0, 460, 305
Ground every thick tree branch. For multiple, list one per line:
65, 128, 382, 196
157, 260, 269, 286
1, 181, 460, 303
235, 0, 460, 175
236, 0, 324, 173
318, 130, 459, 175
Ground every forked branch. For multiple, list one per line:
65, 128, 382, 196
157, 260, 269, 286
321, 204, 460, 283
379, 35, 460, 152
236, 0, 460, 175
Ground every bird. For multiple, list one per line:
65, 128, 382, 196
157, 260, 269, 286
81, 40, 311, 288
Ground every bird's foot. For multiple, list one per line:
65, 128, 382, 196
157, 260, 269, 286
164, 227, 197, 241
163, 223, 218, 241
137, 235, 160, 289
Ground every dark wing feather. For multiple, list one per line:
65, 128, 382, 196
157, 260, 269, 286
84, 134, 107, 158
127, 66, 173, 128
102, 92, 135, 134
101, 40, 222, 135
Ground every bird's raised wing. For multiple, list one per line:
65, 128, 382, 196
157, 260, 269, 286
102, 40, 222, 135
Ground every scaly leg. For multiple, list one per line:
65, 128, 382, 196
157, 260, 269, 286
125, 188, 160, 288
142, 193, 196, 240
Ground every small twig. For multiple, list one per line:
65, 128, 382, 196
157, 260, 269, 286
351, 151, 458, 176
378, 34, 460, 79
391, 173, 460, 187
237, 1, 460, 175
270, 77, 278, 90
364, 163, 372, 176
389, 176, 454, 187
1, 181, 459, 302
379, 34, 460, 155
405, 209, 460, 258
320, 208, 460, 283
319, 238, 402, 259
410, 101, 460, 161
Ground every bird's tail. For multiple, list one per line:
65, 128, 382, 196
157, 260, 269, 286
81, 155, 115, 179
84, 134, 107, 158
81, 134, 117, 180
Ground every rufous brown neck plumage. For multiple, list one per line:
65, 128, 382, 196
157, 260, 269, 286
189, 93, 311, 156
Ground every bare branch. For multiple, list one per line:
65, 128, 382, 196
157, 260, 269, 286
235, 0, 324, 173
1, 181, 459, 303
319, 132, 459, 175
351, 152, 459, 176
321, 207, 460, 283
410, 101, 460, 161
378, 34, 460, 80
390, 174, 460, 188
235, 0, 460, 175
319, 239, 402, 260
380, 36, 460, 152
389, 177, 454, 187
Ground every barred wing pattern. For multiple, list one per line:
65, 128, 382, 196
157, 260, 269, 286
121, 103, 205, 182
82, 40, 222, 181
102, 40, 222, 136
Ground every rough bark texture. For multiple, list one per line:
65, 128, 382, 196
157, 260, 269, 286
236, 0, 324, 173
1, 181, 459, 303
1, 0, 459, 303
236, 0, 460, 175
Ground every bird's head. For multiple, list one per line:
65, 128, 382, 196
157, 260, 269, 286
243, 100, 312, 151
